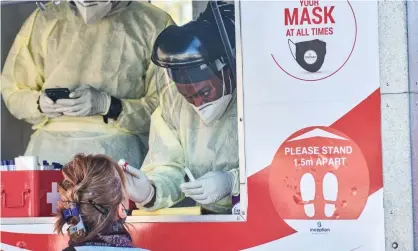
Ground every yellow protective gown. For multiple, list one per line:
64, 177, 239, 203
141, 84, 240, 214
1, 2, 175, 168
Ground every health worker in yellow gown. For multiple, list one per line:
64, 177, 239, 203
123, 2, 240, 214
1, 1, 175, 168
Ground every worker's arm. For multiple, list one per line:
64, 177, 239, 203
1, 9, 48, 127
105, 17, 176, 135
139, 93, 186, 210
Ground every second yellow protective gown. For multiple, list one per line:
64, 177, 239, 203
141, 83, 240, 214
1, 2, 175, 167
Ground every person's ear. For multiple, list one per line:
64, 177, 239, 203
117, 203, 127, 219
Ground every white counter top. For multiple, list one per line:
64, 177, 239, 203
1, 215, 243, 225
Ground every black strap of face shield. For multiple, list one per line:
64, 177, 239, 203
210, 1, 236, 83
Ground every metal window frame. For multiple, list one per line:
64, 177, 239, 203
407, 1, 418, 250
126, 0, 248, 223
0, 0, 247, 223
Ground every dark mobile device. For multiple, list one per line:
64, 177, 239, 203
45, 88, 71, 102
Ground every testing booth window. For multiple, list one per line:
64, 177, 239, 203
0, 0, 246, 222
138, 0, 247, 221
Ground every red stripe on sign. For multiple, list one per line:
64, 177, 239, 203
330, 89, 382, 196
133, 89, 383, 251
0, 88, 382, 251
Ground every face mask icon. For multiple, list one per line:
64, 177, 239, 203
288, 39, 327, 73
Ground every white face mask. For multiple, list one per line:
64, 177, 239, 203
192, 70, 233, 125
193, 94, 232, 125
74, 0, 112, 24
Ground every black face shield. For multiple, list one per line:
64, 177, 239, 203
151, 1, 235, 82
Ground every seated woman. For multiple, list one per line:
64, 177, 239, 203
54, 154, 146, 251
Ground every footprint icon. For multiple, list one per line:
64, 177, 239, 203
323, 172, 338, 217
300, 172, 315, 217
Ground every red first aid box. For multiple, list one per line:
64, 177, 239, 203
0, 170, 64, 217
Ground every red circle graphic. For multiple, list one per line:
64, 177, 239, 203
269, 126, 369, 220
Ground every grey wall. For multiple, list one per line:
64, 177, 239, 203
407, 2, 418, 249
379, 1, 418, 250
1, 3, 38, 160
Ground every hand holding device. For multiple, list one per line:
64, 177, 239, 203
118, 159, 155, 207
55, 85, 111, 117
39, 91, 66, 118
45, 88, 71, 102
180, 171, 234, 205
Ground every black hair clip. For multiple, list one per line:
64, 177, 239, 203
88, 200, 110, 216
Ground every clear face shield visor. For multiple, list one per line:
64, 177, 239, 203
156, 59, 234, 125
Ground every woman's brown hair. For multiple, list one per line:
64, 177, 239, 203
54, 153, 127, 243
